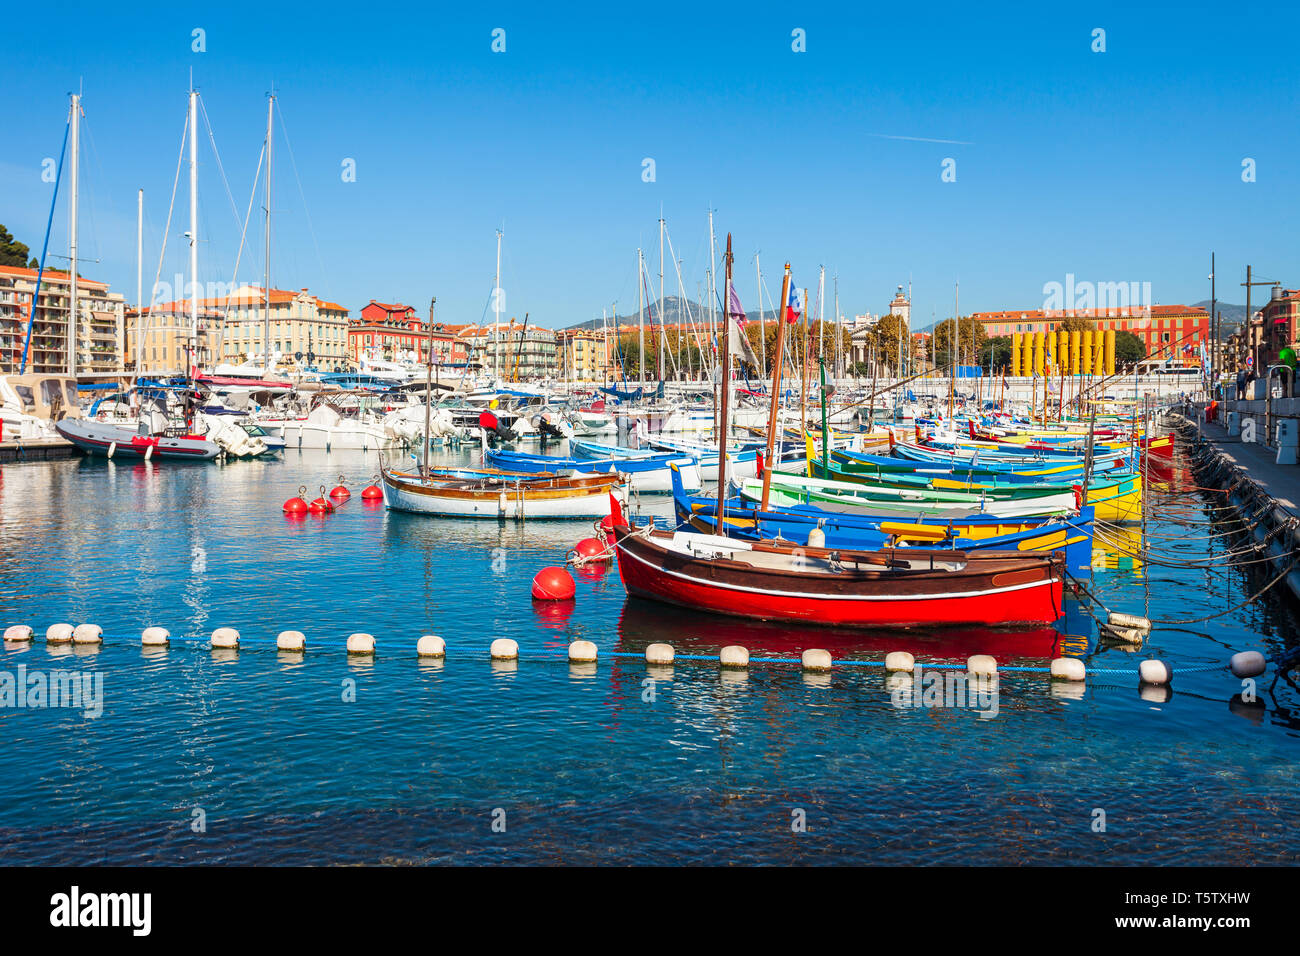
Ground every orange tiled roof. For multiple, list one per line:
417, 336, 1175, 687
972, 304, 1207, 322
0, 263, 109, 289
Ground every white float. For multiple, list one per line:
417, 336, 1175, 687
719, 645, 750, 668
967, 654, 998, 676
1050, 658, 1086, 681
4, 625, 33, 642
210, 627, 240, 649
490, 637, 519, 660
568, 640, 598, 663
417, 635, 446, 657
884, 651, 915, 672
347, 633, 376, 655
72, 624, 103, 644
45, 623, 74, 644
645, 642, 674, 664
277, 630, 306, 651
1139, 659, 1172, 685
1229, 651, 1266, 679
801, 648, 833, 671
141, 626, 170, 646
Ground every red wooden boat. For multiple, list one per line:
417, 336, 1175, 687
608, 495, 1066, 629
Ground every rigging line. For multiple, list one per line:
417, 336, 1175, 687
139, 110, 190, 371
78, 111, 108, 271
274, 103, 327, 291
197, 96, 244, 229
20, 115, 70, 374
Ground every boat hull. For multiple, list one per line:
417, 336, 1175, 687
612, 522, 1066, 629
55, 420, 220, 460
381, 468, 622, 519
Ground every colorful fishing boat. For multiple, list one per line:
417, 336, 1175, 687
485, 446, 701, 493
609, 495, 1067, 628
738, 471, 1081, 519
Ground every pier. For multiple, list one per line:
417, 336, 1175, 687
0, 438, 78, 463
1175, 406, 1300, 603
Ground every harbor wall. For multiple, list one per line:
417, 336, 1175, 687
1169, 411, 1300, 604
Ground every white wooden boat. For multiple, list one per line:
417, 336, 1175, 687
380, 467, 624, 519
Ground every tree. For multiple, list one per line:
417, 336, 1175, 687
860, 314, 909, 373
979, 335, 1015, 373
1114, 330, 1146, 366
1058, 315, 1094, 334
0, 225, 32, 268
930, 317, 988, 369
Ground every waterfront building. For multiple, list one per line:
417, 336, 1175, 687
125, 301, 223, 375
558, 328, 608, 381
1258, 285, 1300, 371
346, 300, 467, 366
973, 304, 1211, 366
211, 285, 350, 371
0, 265, 126, 375
457, 321, 560, 380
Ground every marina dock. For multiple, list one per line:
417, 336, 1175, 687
0, 438, 78, 463
1177, 405, 1300, 603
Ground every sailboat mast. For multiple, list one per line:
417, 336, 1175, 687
759, 264, 793, 512
755, 254, 766, 379
263, 91, 273, 373
494, 229, 502, 383
637, 247, 645, 391
188, 86, 198, 383
658, 215, 665, 382
715, 234, 735, 536
67, 93, 79, 377
708, 209, 717, 378
136, 187, 143, 375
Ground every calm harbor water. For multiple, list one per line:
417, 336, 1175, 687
1, 442, 1298, 864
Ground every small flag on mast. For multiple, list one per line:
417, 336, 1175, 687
784, 282, 802, 324
727, 282, 759, 367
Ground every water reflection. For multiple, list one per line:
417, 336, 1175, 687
614, 597, 1075, 662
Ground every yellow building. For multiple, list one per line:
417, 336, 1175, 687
129, 284, 351, 374
558, 328, 609, 381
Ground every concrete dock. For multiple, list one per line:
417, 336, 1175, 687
1175, 406, 1300, 603
0, 438, 80, 464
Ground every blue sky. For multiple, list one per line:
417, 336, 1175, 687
4, 1, 1297, 330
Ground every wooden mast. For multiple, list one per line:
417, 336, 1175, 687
715, 235, 735, 535
760, 265, 793, 512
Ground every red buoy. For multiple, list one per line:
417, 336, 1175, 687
283, 496, 308, 514
329, 485, 351, 500
531, 566, 576, 601
569, 537, 608, 562
309, 497, 335, 515
361, 484, 383, 500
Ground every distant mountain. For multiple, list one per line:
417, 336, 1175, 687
1192, 301, 1256, 338
563, 295, 768, 330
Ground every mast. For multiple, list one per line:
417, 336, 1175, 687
759, 264, 793, 512
136, 188, 143, 375
833, 273, 840, 377
715, 235, 735, 536
67, 93, 80, 376
263, 90, 274, 373
494, 229, 502, 383
423, 296, 435, 477
637, 247, 645, 391
755, 253, 766, 380
658, 214, 665, 382
708, 209, 717, 377
188, 84, 198, 383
